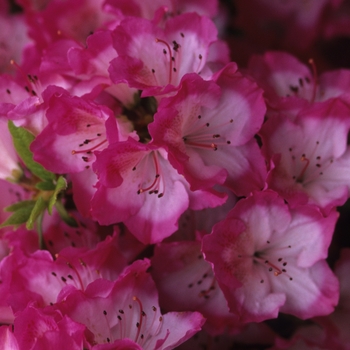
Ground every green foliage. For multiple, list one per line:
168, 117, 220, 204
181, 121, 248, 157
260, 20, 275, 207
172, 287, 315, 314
8, 121, 55, 181
48, 176, 67, 214
26, 196, 46, 230
1, 123, 70, 234
0, 201, 36, 228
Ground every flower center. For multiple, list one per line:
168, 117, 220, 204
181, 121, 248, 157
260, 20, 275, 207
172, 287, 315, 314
133, 151, 165, 198
152, 33, 203, 86
102, 296, 164, 346
236, 240, 294, 284
50, 256, 94, 297
71, 124, 108, 169
182, 114, 233, 151
288, 140, 334, 185
10, 60, 44, 103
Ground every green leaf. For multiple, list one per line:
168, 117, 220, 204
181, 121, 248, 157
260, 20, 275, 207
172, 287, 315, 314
35, 181, 56, 191
5, 200, 36, 212
48, 176, 67, 214
8, 121, 55, 181
0, 202, 35, 228
26, 196, 47, 230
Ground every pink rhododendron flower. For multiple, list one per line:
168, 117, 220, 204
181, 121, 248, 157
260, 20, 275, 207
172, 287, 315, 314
1, 0, 350, 347
1, 70, 74, 136
19, 0, 117, 49
31, 92, 118, 173
149, 63, 266, 195
55, 259, 205, 349
248, 51, 350, 114
42, 209, 101, 254
109, 13, 225, 97
170, 186, 237, 241
91, 140, 189, 243
151, 241, 241, 335
3, 233, 126, 314
260, 98, 350, 213
0, 73, 48, 136
202, 190, 339, 323
13, 306, 85, 350
0, 228, 44, 325
67, 30, 138, 107
92, 139, 225, 243
247, 51, 315, 109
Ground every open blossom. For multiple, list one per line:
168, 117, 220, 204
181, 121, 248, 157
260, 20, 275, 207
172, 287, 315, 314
13, 306, 85, 350
109, 12, 226, 97
18, 0, 117, 49
151, 241, 241, 335
91, 140, 189, 243
202, 190, 339, 323
91, 139, 226, 244
54, 259, 205, 349
149, 63, 266, 196
247, 51, 315, 110
0, 228, 45, 325
260, 98, 350, 213
0, 72, 49, 136
42, 209, 102, 254
31, 91, 119, 173
247, 51, 350, 114
1, 232, 126, 314
1, 0, 350, 347
66, 30, 138, 107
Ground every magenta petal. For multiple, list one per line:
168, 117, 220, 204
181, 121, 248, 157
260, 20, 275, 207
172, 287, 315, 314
92, 141, 189, 243
31, 93, 114, 173
55, 260, 204, 349
0, 326, 18, 350
202, 190, 339, 323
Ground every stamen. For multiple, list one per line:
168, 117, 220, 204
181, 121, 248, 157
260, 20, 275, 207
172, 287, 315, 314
182, 117, 234, 151
10, 60, 42, 101
71, 139, 108, 155
196, 53, 203, 73
308, 58, 318, 103
103, 309, 113, 344
132, 296, 144, 343
155, 38, 173, 84
296, 154, 310, 182
290, 140, 334, 185
64, 260, 85, 290
254, 255, 293, 280
137, 152, 165, 197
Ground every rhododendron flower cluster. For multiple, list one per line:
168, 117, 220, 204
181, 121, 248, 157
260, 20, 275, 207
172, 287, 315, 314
1, 0, 350, 349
